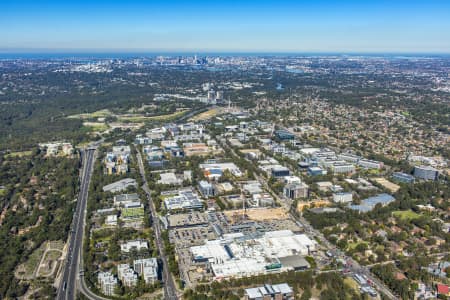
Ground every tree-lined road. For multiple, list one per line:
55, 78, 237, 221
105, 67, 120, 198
136, 150, 179, 300
56, 147, 96, 300
221, 136, 397, 300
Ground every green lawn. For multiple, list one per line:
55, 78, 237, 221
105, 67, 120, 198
368, 169, 381, 175
392, 210, 420, 220
5, 150, 32, 158
117, 109, 189, 122
83, 122, 109, 132
68, 109, 113, 119
401, 111, 410, 117
122, 207, 144, 218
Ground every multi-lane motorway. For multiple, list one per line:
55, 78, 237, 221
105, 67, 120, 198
55, 108, 204, 299
56, 143, 177, 300
136, 150, 179, 300
56, 148, 96, 300
55, 129, 395, 300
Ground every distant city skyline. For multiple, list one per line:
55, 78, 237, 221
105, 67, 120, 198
1, 0, 450, 53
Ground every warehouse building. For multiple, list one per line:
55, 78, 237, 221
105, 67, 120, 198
348, 193, 395, 212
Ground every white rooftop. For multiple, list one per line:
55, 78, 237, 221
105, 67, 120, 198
190, 230, 316, 279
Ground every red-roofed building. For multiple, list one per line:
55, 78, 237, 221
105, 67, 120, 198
437, 284, 450, 296
395, 272, 406, 281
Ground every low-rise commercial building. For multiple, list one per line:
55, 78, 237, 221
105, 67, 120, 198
183, 143, 213, 156
392, 172, 415, 183
135, 134, 152, 145
333, 192, 353, 203
158, 172, 183, 185
200, 162, 243, 179
243, 181, 263, 195
105, 215, 118, 226
198, 180, 215, 197
271, 166, 290, 178
331, 163, 356, 174
120, 240, 149, 253
307, 166, 327, 176
338, 153, 360, 163
274, 130, 295, 140
39, 141, 74, 156
283, 176, 301, 184
245, 283, 294, 300
413, 165, 439, 181
284, 182, 309, 199
358, 159, 384, 170
164, 190, 204, 211
249, 193, 275, 207
113, 193, 140, 206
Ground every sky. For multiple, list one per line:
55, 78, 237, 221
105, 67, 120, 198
1, 0, 450, 53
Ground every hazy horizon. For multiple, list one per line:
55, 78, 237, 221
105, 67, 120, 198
2, 0, 450, 53
1, 49, 450, 58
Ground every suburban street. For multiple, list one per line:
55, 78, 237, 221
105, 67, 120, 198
296, 214, 398, 300
136, 150, 179, 300
56, 147, 96, 300
55, 129, 396, 300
